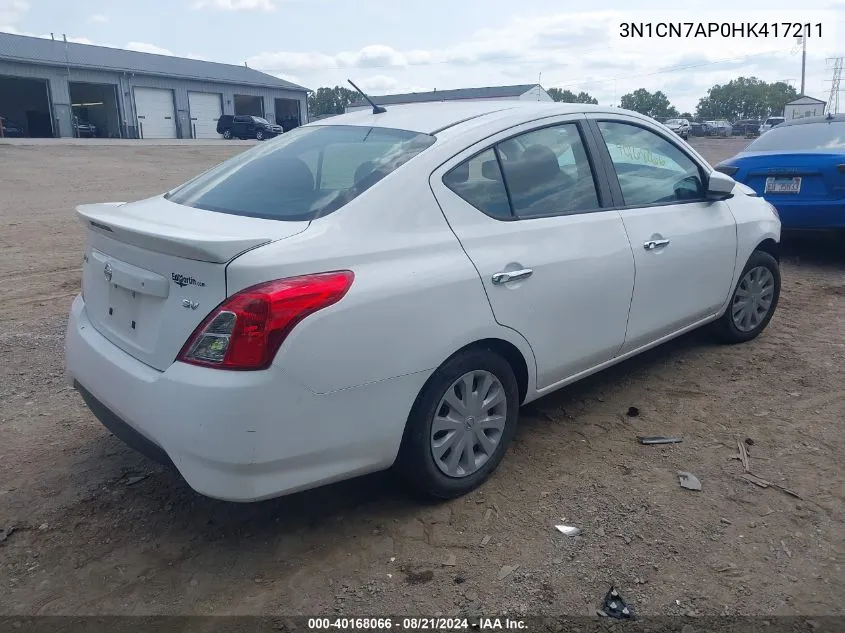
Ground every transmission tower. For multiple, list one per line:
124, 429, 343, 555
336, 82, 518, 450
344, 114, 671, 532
826, 57, 843, 114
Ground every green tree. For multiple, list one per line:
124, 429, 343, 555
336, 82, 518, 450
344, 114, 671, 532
694, 77, 797, 120
618, 89, 678, 118
307, 86, 359, 118
548, 88, 598, 104
680, 112, 693, 120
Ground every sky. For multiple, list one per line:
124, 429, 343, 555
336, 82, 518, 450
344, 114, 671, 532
1, 0, 844, 113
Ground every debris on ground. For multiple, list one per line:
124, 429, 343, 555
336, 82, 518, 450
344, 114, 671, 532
638, 436, 682, 445
497, 565, 518, 580
678, 471, 702, 491
480, 535, 491, 546
38, 523, 49, 531
554, 524, 581, 537
720, 518, 732, 525
741, 473, 802, 499
124, 475, 148, 486
626, 407, 640, 417
598, 586, 635, 619
737, 439, 751, 472
444, 554, 457, 566
744, 438, 754, 446
0, 525, 16, 543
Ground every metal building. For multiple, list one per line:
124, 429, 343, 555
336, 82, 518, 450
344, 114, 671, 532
0, 32, 308, 139
345, 84, 552, 113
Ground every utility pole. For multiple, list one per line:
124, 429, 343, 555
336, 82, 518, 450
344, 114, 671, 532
799, 33, 807, 96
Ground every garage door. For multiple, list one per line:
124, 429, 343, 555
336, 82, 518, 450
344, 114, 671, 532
188, 92, 222, 139
134, 87, 177, 139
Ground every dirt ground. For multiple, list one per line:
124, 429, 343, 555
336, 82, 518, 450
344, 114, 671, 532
1, 137, 843, 618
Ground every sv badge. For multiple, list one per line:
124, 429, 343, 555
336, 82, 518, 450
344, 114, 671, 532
181, 299, 200, 310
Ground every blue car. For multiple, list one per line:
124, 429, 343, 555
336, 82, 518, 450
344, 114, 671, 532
715, 114, 845, 232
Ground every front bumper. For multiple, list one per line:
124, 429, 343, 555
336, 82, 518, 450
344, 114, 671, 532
65, 295, 423, 501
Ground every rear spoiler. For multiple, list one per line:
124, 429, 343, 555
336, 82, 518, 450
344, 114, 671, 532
75, 200, 277, 264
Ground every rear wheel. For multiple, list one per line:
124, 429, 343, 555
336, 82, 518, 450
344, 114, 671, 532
397, 348, 519, 499
714, 250, 780, 343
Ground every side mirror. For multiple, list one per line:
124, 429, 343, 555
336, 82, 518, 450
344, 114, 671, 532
706, 170, 735, 200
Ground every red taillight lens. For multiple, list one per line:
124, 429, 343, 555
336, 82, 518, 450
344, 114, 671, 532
177, 271, 354, 370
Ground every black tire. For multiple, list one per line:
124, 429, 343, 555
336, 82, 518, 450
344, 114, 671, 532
396, 348, 520, 499
222, 129, 232, 140
714, 250, 780, 344
256, 130, 265, 141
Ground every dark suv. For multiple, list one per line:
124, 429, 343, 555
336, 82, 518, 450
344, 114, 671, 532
0, 115, 25, 137
217, 115, 282, 140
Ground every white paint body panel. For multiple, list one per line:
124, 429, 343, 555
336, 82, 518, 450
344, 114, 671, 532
134, 87, 177, 139
65, 101, 781, 501
188, 92, 223, 139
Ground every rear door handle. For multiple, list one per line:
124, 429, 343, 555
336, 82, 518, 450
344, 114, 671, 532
492, 268, 533, 284
643, 239, 670, 251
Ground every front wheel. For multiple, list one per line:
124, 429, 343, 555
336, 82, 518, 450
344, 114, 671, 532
222, 129, 232, 140
397, 348, 520, 499
714, 250, 780, 343
256, 130, 265, 141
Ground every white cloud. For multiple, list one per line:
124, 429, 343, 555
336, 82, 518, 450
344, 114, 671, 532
185, 52, 209, 61
125, 41, 174, 55
246, 8, 838, 111
90, 13, 108, 23
193, 0, 277, 11
0, 0, 29, 31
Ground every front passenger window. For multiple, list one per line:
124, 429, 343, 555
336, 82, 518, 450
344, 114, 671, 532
597, 121, 705, 206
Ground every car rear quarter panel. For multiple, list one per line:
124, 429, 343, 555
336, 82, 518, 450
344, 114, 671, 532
225, 170, 538, 396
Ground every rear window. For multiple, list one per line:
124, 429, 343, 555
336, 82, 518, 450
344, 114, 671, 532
746, 121, 845, 151
166, 125, 435, 221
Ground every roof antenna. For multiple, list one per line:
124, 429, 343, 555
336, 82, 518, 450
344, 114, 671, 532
348, 79, 386, 114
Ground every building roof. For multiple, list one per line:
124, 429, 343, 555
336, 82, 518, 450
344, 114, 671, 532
786, 95, 826, 104
0, 32, 308, 92
348, 84, 542, 108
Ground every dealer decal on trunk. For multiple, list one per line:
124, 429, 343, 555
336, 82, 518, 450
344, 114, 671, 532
171, 273, 206, 288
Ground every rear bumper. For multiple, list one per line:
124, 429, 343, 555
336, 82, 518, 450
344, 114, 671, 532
65, 295, 426, 502
768, 200, 845, 229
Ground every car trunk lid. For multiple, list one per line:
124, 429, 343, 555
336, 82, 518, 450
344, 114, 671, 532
739, 152, 845, 201
78, 196, 309, 371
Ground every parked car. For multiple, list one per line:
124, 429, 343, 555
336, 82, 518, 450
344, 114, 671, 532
217, 114, 282, 140
759, 116, 785, 135
715, 113, 845, 233
73, 116, 98, 138
689, 121, 706, 136
0, 115, 25, 137
663, 118, 691, 139
708, 120, 733, 137
732, 120, 762, 137
66, 101, 781, 503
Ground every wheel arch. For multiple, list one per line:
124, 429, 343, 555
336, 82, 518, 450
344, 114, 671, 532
755, 237, 779, 261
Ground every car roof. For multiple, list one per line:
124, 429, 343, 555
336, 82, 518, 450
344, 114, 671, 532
778, 113, 843, 127
306, 101, 642, 135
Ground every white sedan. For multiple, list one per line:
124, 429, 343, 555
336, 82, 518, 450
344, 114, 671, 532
65, 101, 781, 502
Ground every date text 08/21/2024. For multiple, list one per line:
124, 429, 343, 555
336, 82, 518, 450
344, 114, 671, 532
619, 22, 822, 38
307, 618, 528, 630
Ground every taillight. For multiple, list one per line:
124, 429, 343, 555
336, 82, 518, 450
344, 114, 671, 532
177, 271, 354, 371
837, 164, 845, 174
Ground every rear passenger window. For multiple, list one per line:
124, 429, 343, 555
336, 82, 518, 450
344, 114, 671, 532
443, 149, 512, 220
497, 123, 600, 218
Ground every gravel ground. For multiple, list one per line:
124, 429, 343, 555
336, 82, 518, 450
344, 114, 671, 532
0, 137, 843, 617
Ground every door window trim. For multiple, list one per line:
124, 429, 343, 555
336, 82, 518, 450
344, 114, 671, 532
585, 117, 713, 211
437, 117, 614, 222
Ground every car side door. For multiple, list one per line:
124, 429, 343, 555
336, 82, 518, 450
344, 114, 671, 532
232, 116, 248, 137
430, 116, 636, 392
584, 114, 738, 353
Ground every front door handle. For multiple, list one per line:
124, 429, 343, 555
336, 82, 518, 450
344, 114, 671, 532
492, 268, 533, 285
643, 239, 670, 251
